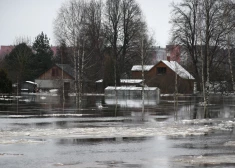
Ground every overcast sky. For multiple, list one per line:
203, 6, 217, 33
0, 0, 181, 47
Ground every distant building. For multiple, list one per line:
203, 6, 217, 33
35, 64, 74, 92
0, 45, 14, 60
152, 46, 167, 64
166, 45, 181, 63
149, 45, 183, 65
0, 45, 57, 60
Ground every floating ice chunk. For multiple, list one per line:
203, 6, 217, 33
9, 115, 34, 118
182, 120, 192, 124
224, 141, 235, 146
197, 155, 203, 159
49, 89, 58, 93
175, 154, 235, 165
54, 163, 64, 166
40, 96, 46, 100
0, 139, 45, 144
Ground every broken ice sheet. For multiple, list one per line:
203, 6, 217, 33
174, 154, 235, 166
224, 141, 235, 146
0, 139, 46, 144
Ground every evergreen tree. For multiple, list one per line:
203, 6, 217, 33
54, 39, 72, 65
33, 32, 53, 76
4, 43, 34, 83
0, 69, 12, 93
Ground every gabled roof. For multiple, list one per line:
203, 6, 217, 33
131, 65, 154, 71
56, 64, 74, 78
131, 60, 195, 80
161, 60, 194, 80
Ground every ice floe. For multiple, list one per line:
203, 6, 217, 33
175, 154, 235, 165
0, 120, 234, 139
0, 139, 45, 144
224, 141, 235, 146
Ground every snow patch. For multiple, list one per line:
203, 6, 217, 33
131, 65, 154, 71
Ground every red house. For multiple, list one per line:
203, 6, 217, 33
132, 59, 195, 94
0, 45, 14, 60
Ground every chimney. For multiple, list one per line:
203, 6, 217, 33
167, 56, 171, 62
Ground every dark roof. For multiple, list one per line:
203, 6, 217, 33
56, 64, 74, 78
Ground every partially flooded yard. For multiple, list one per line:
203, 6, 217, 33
0, 94, 235, 168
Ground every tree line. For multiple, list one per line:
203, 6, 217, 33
0, 0, 154, 97
1, 0, 234, 101
53, 0, 154, 106
170, 0, 235, 107
0, 32, 54, 93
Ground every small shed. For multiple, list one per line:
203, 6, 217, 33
96, 79, 144, 93
104, 86, 160, 100
12, 81, 38, 93
21, 81, 38, 93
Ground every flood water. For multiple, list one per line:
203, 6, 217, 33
0, 93, 235, 168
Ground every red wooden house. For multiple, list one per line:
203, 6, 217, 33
132, 60, 195, 94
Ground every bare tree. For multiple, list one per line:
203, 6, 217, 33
199, 0, 226, 108
171, 0, 234, 91
132, 29, 155, 117
140, 33, 154, 118
223, 0, 235, 91
54, 0, 85, 108
80, 0, 104, 92
54, 0, 107, 112
171, 0, 235, 110
54, 0, 104, 108
171, 0, 200, 90
104, 0, 146, 86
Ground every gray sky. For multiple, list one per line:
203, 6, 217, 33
0, 0, 181, 47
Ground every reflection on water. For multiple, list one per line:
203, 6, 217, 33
57, 137, 150, 146
105, 98, 159, 108
1, 94, 235, 120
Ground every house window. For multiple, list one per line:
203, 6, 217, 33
52, 68, 59, 77
157, 67, 166, 74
